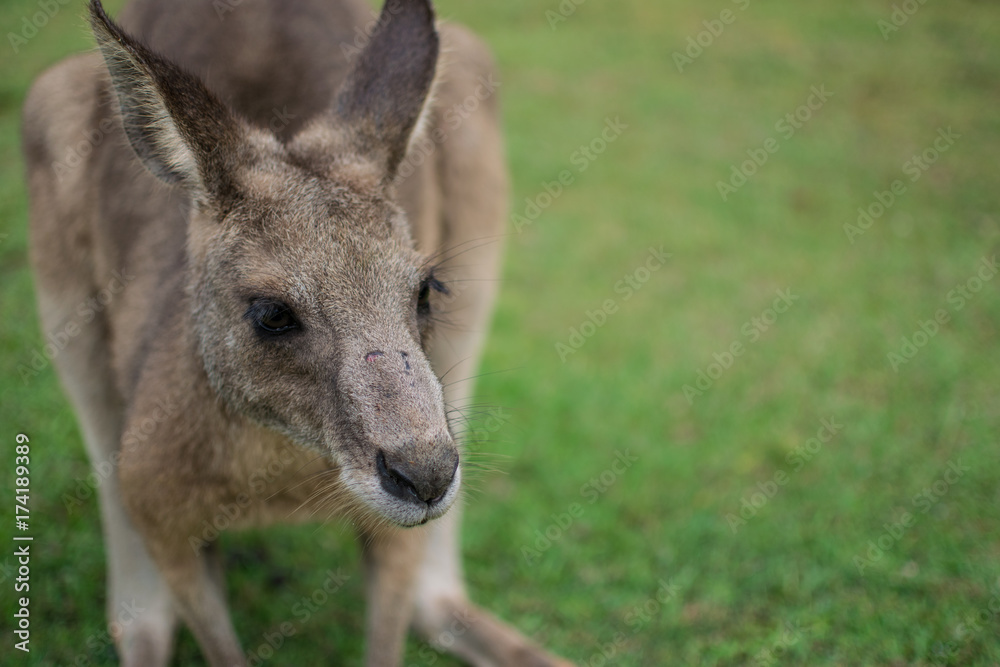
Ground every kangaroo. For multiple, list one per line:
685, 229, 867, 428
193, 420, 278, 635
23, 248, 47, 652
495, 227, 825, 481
22, 0, 572, 665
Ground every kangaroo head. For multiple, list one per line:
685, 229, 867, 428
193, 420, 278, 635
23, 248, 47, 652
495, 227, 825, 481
90, 0, 458, 527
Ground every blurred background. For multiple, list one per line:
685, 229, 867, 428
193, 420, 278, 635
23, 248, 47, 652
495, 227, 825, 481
1, 0, 998, 664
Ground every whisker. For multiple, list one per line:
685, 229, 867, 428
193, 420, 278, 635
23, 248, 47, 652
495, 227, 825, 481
268, 465, 339, 503
442, 367, 521, 389
437, 357, 474, 383
419, 234, 506, 272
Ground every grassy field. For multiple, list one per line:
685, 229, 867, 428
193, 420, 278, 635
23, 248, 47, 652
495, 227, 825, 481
2, 0, 999, 665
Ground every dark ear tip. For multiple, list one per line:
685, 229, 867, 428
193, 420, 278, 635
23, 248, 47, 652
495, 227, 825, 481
89, 0, 148, 65
88, 0, 108, 26
393, 0, 438, 33
401, 0, 435, 18
400, 0, 440, 57
88, 0, 120, 43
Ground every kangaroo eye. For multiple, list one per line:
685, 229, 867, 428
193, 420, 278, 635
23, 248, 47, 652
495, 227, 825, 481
246, 300, 299, 335
417, 282, 432, 315
417, 275, 448, 316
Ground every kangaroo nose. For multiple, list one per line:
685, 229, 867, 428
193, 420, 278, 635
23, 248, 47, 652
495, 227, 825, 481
377, 446, 458, 505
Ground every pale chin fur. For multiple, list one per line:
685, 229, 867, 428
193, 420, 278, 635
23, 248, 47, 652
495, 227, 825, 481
342, 465, 461, 528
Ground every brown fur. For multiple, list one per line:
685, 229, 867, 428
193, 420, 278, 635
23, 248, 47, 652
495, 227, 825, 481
23, 0, 572, 665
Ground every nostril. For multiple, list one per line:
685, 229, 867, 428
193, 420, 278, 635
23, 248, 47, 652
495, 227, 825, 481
425, 454, 459, 506
377, 450, 421, 503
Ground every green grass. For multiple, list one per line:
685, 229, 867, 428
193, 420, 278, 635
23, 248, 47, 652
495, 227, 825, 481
2, 0, 1000, 665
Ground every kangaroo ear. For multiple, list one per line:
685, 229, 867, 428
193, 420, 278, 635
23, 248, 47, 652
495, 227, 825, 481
89, 0, 247, 207
334, 0, 439, 180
